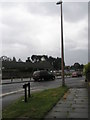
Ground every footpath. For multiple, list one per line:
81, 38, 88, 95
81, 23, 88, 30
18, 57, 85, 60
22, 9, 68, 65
45, 81, 88, 118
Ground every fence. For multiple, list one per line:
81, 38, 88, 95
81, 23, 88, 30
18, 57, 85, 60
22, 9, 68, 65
2, 71, 33, 79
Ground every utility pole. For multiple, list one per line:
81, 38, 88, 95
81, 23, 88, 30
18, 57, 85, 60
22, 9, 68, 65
56, 0, 65, 86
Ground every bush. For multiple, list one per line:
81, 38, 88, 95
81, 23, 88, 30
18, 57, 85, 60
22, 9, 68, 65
83, 62, 90, 81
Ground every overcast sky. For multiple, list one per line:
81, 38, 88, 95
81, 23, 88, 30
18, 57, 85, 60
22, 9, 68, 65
0, 1, 88, 65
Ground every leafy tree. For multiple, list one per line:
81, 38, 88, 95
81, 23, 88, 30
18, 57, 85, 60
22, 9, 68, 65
37, 55, 42, 61
0, 56, 12, 61
31, 55, 48, 63
83, 63, 90, 81
12, 57, 16, 62
31, 55, 63, 70
80, 64, 84, 70
48, 56, 55, 65
26, 57, 31, 62
18, 58, 22, 62
42, 55, 48, 60
70, 65, 74, 70
53, 57, 61, 70
65, 66, 70, 70
31, 55, 37, 63
74, 62, 80, 70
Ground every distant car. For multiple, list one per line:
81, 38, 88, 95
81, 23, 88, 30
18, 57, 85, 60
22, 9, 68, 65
72, 72, 78, 77
33, 70, 55, 81
77, 71, 82, 77
72, 71, 82, 77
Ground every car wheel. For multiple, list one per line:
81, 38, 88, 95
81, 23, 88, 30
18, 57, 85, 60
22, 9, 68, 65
34, 79, 38, 82
37, 79, 40, 82
52, 76, 55, 80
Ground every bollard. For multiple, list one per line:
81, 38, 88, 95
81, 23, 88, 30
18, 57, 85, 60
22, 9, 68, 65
23, 84, 27, 102
28, 82, 30, 97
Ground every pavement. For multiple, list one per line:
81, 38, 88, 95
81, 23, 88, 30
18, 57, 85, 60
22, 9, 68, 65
45, 84, 88, 118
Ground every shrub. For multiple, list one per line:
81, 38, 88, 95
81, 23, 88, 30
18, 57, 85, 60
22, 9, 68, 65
83, 62, 90, 80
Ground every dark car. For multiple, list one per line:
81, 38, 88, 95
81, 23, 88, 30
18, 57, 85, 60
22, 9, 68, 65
77, 71, 82, 77
33, 70, 55, 81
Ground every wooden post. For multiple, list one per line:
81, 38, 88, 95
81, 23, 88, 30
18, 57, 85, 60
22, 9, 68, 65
23, 84, 27, 102
28, 82, 30, 97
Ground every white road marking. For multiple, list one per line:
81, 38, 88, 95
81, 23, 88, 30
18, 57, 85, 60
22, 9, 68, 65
0, 89, 24, 97
0, 87, 42, 97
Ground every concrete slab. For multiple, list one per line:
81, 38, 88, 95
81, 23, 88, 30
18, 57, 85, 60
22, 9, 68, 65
45, 88, 88, 119
68, 112, 88, 118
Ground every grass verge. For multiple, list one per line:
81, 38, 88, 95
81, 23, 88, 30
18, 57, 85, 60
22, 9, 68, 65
2, 86, 68, 120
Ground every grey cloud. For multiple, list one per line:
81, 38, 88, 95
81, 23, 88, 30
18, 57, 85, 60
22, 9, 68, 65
23, 2, 88, 23
21, 2, 60, 16
1, 2, 88, 65
65, 49, 88, 65
63, 2, 88, 22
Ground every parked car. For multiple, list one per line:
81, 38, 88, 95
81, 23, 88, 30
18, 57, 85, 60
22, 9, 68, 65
72, 71, 82, 77
77, 71, 82, 77
33, 70, 55, 81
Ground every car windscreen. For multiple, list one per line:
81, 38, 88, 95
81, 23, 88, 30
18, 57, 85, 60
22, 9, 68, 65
33, 71, 40, 75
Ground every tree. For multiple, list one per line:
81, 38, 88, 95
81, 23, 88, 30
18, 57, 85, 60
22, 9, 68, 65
70, 65, 74, 70
80, 64, 84, 70
31, 55, 63, 70
42, 55, 48, 61
74, 62, 80, 70
84, 63, 90, 81
26, 57, 31, 62
47, 56, 62, 70
31, 55, 37, 63
65, 66, 70, 71
12, 57, 16, 62
48, 56, 55, 66
18, 58, 22, 62
31, 55, 48, 63
0, 56, 12, 61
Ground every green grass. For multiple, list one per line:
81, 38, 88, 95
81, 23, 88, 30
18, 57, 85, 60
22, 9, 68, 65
2, 86, 68, 119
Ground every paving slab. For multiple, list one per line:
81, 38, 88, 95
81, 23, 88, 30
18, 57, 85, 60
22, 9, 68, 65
68, 112, 88, 118
45, 88, 88, 119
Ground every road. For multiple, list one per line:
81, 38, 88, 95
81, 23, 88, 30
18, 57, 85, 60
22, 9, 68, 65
2, 76, 87, 109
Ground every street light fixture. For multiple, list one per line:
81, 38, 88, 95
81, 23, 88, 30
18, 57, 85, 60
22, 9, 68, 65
56, 0, 65, 86
56, 1, 62, 5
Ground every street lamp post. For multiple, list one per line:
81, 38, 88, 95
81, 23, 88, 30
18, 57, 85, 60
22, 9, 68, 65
56, 0, 65, 86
